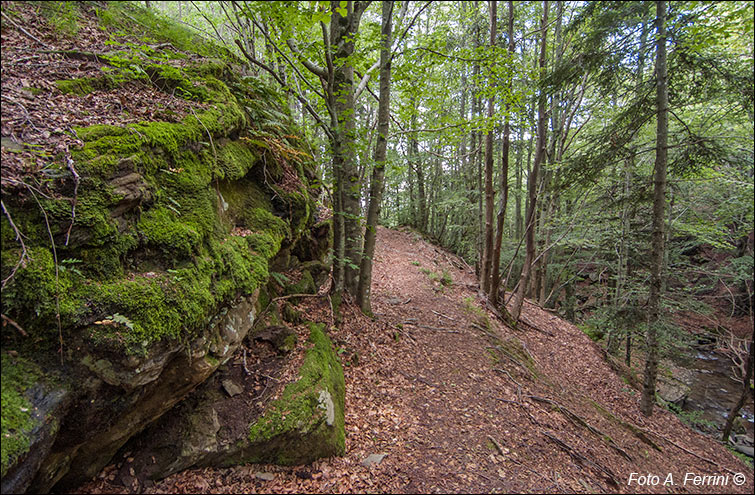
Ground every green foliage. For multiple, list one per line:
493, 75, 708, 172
463, 296, 490, 330
665, 401, 717, 431
40, 1, 80, 37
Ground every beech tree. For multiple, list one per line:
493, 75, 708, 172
357, 0, 394, 314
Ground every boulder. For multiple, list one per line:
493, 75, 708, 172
31, 293, 258, 492
106, 323, 344, 489
0, 357, 69, 494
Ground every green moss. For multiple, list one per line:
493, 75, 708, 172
0, 247, 79, 336
286, 270, 316, 296
1, 356, 40, 477
247, 323, 345, 463
281, 304, 302, 325
56, 78, 95, 95
138, 207, 201, 258
216, 140, 259, 181
1, 3, 320, 358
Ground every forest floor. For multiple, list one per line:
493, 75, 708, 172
78, 226, 752, 494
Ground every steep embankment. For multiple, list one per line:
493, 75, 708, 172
92, 226, 752, 494
2, 3, 336, 493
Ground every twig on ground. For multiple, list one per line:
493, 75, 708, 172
242, 348, 251, 375
487, 435, 507, 456
2, 11, 51, 48
526, 395, 632, 461
393, 325, 416, 343
2, 314, 27, 337
493, 367, 523, 390
542, 431, 618, 487
432, 310, 457, 322
404, 322, 459, 333
64, 148, 79, 246
653, 431, 738, 474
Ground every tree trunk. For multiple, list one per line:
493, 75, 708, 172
489, 0, 515, 304
481, 0, 497, 294
357, 0, 394, 314
640, 0, 668, 418
514, 128, 524, 241
330, 0, 368, 297
512, 0, 549, 322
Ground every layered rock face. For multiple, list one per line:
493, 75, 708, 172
0, 4, 340, 493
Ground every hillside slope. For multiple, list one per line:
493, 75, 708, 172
85, 226, 753, 494
1, 2, 333, 492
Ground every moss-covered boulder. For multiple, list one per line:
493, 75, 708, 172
101, 322, 344, 489
239, 323, 345, 464
0, 2, 329, 492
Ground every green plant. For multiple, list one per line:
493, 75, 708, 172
41, 1, 80, 37
726, 445, 754, 469
410, 260, 420, 266
462, 296, 490, 330
270, 272, 290, 286
665, 402, 717, 430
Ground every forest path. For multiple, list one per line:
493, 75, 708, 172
100, 226, 751, 494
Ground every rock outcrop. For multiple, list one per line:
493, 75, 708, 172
0, 3, 336, 492
111, 323, 345, 491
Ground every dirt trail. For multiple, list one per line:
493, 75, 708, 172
82, 226, 753, 494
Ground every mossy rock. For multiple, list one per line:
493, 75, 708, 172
1, 355, 69, 494
254, 325, 298, 355
0, 1, 324, 490
281, 303, 303, 325
243, 323, 345, 464
285, 270, 316, 297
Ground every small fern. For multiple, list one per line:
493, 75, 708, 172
106, 313, 134, 330
270, 272, 290, 286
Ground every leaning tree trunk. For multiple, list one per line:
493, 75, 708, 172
357, 0, 393, 314
640, 0, 668, 418
512, 0, 549, 322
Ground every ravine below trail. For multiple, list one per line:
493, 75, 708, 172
79, 226, 753, 494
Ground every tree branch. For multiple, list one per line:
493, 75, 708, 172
354, 59, 380, 101
286, 38, 328, 79
233, 39, 333, 141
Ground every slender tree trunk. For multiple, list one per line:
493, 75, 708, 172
481, 0, 497, 294
408, 102, 425, 231
640, 0, 669, 417
358, 0, 394, 314
472, 0, 483, 275
332, 154, 346, 296
515, 128, 524, 241
512, 0, 549, 322
490, 0, 515, 304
